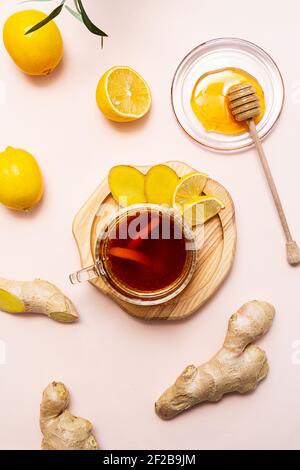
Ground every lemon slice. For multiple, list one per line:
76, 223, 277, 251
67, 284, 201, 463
173, 172, 208, 207
96, 66, 152, 122
172, 172, 208, 210
183, 195, 225, 226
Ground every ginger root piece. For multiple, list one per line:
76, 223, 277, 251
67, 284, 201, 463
109, 165, 146, 206
40, 382, 99, 450
0, 278, 78, 323
145, 164, 180, 206
155, 300, 275, 420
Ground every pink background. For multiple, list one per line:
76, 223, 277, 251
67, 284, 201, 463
0, 0, 300, 450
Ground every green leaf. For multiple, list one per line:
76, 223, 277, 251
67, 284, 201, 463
76, 0, 108, 37
65, 5, 83, 22
25, 0, 66, 35
73, 0, 81, 14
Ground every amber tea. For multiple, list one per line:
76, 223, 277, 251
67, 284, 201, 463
70, 205, 196, 305
100, 209, 192, 295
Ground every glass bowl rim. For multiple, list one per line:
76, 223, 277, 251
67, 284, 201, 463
171, 36, 285, 153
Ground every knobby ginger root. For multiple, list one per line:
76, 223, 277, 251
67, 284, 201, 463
0, 278, 78, 323
40, 382, 99, 450
155, 300, 275, 420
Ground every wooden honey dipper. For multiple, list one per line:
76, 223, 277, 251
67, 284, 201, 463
227, 83, 300, 265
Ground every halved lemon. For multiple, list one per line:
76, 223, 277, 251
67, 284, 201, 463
183, 195, 225, 226
96, 66, 152, 122
172, 172, 208, 210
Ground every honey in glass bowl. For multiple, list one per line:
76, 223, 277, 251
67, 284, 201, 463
191, 67, 265, 135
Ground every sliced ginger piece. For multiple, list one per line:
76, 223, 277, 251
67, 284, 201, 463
128, 215, 160, 249
109, 247, 151, 267
0, 277, 78, 323
109, 165, 146, 206
0, 288, 25, 313
145, 164, 180, 206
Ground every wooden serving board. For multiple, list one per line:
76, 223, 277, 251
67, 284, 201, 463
72, 161, 236, 320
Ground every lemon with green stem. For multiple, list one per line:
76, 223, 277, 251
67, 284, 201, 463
3, 10, 63, 76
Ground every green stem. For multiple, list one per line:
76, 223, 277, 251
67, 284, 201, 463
73, 0, 81, 14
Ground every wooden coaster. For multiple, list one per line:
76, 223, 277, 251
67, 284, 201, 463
72, 161, 236, 320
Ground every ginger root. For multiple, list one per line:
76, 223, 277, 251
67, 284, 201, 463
109, 165, 146, 206
155, 300, 275, 420
40, 381, 99, 450
0, 278, 78, 323
145, 164, 180, 206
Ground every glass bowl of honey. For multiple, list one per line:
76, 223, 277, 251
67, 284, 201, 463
172, 37, 284, 152
70, 204, 197, 305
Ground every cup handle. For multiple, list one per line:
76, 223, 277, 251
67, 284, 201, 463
69, 260, 104, 284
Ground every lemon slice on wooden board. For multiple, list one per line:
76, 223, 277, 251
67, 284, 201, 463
108, 165, 146, 206
183, 195, 225, 226
145, 165, 180, 206
172, 172, 208, 210
96, 66, 152, 122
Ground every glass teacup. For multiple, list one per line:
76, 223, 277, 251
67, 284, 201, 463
70, 204, 196, 306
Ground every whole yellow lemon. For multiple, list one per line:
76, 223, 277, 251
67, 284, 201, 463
3, 10, 63, 76
0, 147, 44, 211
